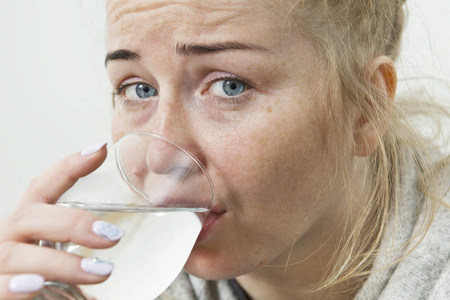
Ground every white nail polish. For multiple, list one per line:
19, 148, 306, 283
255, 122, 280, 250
8, 274, 44, 293
81, 258, 114, 276
81, 142, 107, 156
93, 220, 125, 241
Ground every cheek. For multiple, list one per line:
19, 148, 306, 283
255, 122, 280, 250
111, 111, 141, 143
186, 109, 334, 277
111, 110, 125, 143
204, 104, 330, 214
111, 103, 159, 142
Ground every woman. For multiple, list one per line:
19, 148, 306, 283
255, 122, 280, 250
1, 0, 449, 299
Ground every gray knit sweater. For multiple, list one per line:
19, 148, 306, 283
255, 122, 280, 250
158, 156, 450, 300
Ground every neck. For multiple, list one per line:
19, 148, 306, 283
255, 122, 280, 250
236, 256, 362, 300
236, 158, 372, 300
236, 218, 361, 300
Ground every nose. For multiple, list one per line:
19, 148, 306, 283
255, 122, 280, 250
116, 132, 194, 179
146, 96, 191, 149
115, 132, 198, 204
139, 90, 205, 170
115, 94, 209, 204
145, 134, 194, 176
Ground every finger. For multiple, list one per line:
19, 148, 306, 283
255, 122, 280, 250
0, 242, 114, 285
20, 142, 107, 206
3, 204, 124, 248
0, 274, 44, 300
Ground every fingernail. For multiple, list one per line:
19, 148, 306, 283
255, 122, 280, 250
8, 274, 44, 293
81, 142, 107, 156
93, 220, 125, 241
81, 258, 114, 276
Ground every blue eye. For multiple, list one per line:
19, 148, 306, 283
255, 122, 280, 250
210, 79, 246, 97
125, 83, 158, 99
223, 80, 245, 96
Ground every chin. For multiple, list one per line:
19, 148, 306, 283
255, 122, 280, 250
183, 246, 259, 280
183, 249, 234, 280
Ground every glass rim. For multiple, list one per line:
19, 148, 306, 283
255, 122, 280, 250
56, 201, 209, 213
114, 131, 215, 209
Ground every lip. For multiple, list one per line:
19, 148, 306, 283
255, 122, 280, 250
196, 205, 225, 243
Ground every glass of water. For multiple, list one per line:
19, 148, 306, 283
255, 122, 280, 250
37, 132, 214, 300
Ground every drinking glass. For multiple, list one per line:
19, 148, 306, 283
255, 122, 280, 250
35, 132, 214, 300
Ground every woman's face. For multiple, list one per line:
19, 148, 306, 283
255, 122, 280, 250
107, 0, 351, 280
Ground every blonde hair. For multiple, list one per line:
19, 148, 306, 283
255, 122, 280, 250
284, 0, 450, 292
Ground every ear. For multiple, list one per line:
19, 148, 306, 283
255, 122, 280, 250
352, 56, 397, 157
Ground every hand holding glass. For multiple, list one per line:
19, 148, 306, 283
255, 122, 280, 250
38, 132, 214, 300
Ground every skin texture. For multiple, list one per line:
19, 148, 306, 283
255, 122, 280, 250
105, 1, 381, 298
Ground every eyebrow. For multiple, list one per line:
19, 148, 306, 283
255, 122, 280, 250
105, 42, 269, 66
175, 41, 270, 56
105, 49, 140, 66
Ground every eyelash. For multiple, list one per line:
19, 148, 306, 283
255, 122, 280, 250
114, 83, 130, 95
112, 81, 153, 106
112, 74, 253, 106
202, 74, 253, 105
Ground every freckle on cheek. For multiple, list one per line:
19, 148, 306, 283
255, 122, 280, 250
266, 106, 272, 113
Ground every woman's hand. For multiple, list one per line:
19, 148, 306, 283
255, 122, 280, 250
0, 143, 124, 299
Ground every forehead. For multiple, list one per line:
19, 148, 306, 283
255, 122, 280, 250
106, 0, 288, 49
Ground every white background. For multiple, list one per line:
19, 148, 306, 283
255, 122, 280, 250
0, 0, 449, 218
